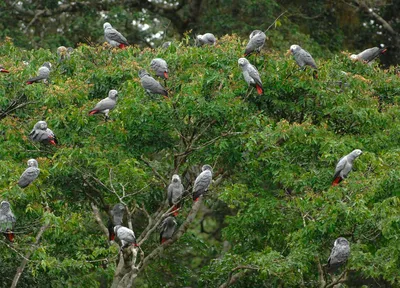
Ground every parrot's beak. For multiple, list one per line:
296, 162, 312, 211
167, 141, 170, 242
285, 49, 292, 56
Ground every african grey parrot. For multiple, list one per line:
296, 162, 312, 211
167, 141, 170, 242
26, 62, 51, 84
114, 225, 138, 250
350, 47, 387, 63
288, 44, 318, 79
29, 120, 58, 146
193, 165, 213, 201
160, 216, 177, 244
168, 174, 184, 216
244, 30, 266, 57
327, 237, 350, 272
57, 46, 73, 62
108, 203, 125, 241
0, 65, 9, 73
139, 69, 168, 97
162, 41, 171, 49
0, 201, 16, 242
17, 159, 40, 188
238, 58, 264, 95
103, 22, 129, 49
89, 89, 118, 120
196, 33, 216, 46
332, 149, 363, 186
150, 58, 169, 80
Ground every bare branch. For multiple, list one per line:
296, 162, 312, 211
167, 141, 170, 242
219, 265, 260, 288
140, 155, 169, 186
315, 256, 326, 288
11, 223, 49, 288
91, 203, 109, 238
264, 11, 287, 33
326, 269, 348, 288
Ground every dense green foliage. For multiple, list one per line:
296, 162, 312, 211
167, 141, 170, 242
1, 34, 400, 287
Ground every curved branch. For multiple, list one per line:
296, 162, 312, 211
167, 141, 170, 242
219, 265, 259, 288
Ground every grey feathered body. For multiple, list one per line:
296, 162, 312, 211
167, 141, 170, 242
245, 30, 266, 56
327, 237, 350, 272
193, 169, 212, 200
160, 216, 177, 243
293, 48, 317, 69
150, 58, 169, 79
104, 27, 129, 47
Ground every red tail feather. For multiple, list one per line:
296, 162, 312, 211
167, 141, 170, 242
5, 230, 14, 242
161, 238, 167, 244
49, 139, 57, 146
171, 205, 179, 216
256, 84, 263, 95
164, 72, 168, 79
26, 81, 33, 85
0, 69, 9, 73
194, 198, 199, 202
109, 233, 115, 241
332, 177, 342, 186
89, 110, 98, 115
119, 44, 127, 49
381, 49, 387, 54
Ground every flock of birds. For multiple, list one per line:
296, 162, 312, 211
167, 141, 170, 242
0, 21, 388, 273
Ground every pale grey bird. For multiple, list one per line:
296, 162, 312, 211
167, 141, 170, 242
89, 89, 118, 120
160, 216, 177, 244
0, 65, 9, 73
17, 159, 40, 188
57, 46, 73, 62
103, 22, 129, 49
0, 201, 16, 242
26, 62, 51, 84
244, 30, 266, 56
193, 165, 213, 201
108, 203, 125, 241
327, 237, 350, 272
350, 47, 387, 63
114, 225, 138, 250
150, 58, 169, 80
139, 69, 168, 97
196, 33, 216, 46
168, 174, 184, 216
238, 58, 264, 95
332, 149, 363, 186
288, 44, 318, 78
162, 41, 171, 49
29, 120, 58, 146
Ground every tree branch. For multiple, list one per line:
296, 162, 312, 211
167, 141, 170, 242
219, 265, 259, 288
10, 223, 49, 288
91, 203, 109, 238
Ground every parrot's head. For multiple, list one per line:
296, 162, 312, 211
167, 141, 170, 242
1, 201, 10, 212
249, 30, 262, 39
113, 203, 125, 213
238, 58, 248, 67
350, 54, 359, 61
57, 46, 67, 56
36, 121, 48, 130
334, 237, 349, 247
43, 62, 52, 70
108, 89, 118, 99
288, 44, 300, 56
171, 174, 181, 183
351, 149, 363, 157
138, 69, 150, 78
103, 22, 112, 30
202, 164, 213, 173
27, 159, 38, 168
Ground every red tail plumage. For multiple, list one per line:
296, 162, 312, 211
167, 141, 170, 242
26, 81, 33, 85
164, 72, 168, 79
119, 44, 127, 49
89, 110, 98, 115
332, 177, 342, 186
256, 84, 263, 95
161, 238, 167, 244
0, 69, 9, 73
49, 139, 57, 146
4, 230, 14, 242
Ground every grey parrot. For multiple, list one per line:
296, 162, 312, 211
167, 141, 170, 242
162, 41, 171, 49
160, 216, 177, 244
29, 120, 58, 146
150, 58, 169, 80
108, 203, 125, 241
244, 30, 266, 57
103, 22, 129, 49
238, 58, 264, 95
288, 44, 318, 79
350, 47, 387, 63
168, 174, 184, 216
139, 69, 168, 97
332, 149, 363, 186
114, 225, 138, 250
89, 89, 118, 120
0, 201, 16, 242
26, 62, 51, 84
193, 165, 213, 201
17, 159, 40, 188
0, 65, 9, 73
327, 237, 350, 272
57, 46, 73, 62
196, 33, 216, 46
